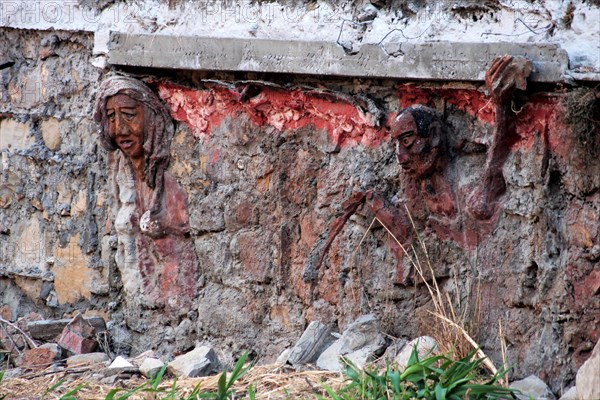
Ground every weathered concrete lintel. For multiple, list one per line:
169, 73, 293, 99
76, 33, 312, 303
108, 32, 571, 83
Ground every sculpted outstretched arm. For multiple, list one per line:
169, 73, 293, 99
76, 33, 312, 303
467, 55, 532, 220
303, 190, 411, 282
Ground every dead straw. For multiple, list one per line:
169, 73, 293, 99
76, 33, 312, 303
0, 364, 346, 400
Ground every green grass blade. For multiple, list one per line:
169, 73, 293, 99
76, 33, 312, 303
151, 363, 168, 390
60, 383, 87, 399
45, 378, 67, 393
104, 388, 124, 400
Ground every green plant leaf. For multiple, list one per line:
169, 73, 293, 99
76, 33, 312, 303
151, 363, 168, 390
434, 383, 447, 400
45, 378, 67, 394
60, 383, 87, 399
104, 388, 124, 400
216, 370, 227, 397
247, 383, 256, 400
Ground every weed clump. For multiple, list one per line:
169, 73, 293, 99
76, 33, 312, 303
563, 86, 599, 156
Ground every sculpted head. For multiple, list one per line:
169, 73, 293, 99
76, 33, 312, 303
94, 76, 173, 189
391, 106, 443, 179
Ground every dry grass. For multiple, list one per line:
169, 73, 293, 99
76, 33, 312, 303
0, 364, 345, 400
373, 206, 500, 377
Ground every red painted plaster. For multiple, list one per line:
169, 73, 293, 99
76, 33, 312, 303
154, 81, 563, 158
154, 82, 386, 148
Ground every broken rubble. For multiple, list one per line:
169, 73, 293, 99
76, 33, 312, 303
66, 352, 109, 367
395, 336, 438, 370
558, 386, 577, 400
287, 321, 332, 366
109, 356, 134, 369
316, 314, 387, 372
140, 357, 165, 378
168, 345, 218, 378
575, 339, 600, 400
17, 347, 56, 370
58, 315, 99, 354
28, 316, 106, 341
510, 375, 556, 400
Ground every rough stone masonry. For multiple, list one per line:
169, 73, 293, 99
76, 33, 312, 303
0, 0, 599, 394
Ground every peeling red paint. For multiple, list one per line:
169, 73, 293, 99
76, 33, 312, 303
512, 96, 562, 152
154, 80, 564, 159
397, 86, 496, 125
154, 82, 386, 148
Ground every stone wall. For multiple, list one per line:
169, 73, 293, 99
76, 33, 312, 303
1, 0, 599, 393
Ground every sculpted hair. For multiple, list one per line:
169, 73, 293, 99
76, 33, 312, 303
397, 105, 438, 139
93, 75, 173, 190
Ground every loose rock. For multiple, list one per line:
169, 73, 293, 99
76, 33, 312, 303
576, 339, 600, 400
58, 315, 99, 354
316, 314, 387, 372
395, 336, 438, 370
140, 357, 165, 378
509, 375, 556, 400
288, 321, 331, 366
66, 352, 109, 367
109, 356, 134, 369
18, 347, 56, 370
168, 345, 218, 378
558, 386, 577, 400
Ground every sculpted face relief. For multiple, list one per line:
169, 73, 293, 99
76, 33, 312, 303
106, 94, 145, 163
391, 110, 439, 178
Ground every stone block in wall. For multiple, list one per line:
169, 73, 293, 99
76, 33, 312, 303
0, 119, 34, 151
40, 118, 62, 151
51, 234, 93, 305
231, 230, 274, 283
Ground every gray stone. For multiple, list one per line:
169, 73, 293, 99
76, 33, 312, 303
66, 352, 110, 367
129, 350, 158, 367
316, 340, 345, 371
339, 315, 386, 354
558, 386, 577, 400
510, 375, 556, 400
381, 338, 408, 364
140, 357, 165, 378
395, 336, 438, 370
28, 317, 107, 341
287, 321, 332, 365
316, 314, 387, 371
576, 339, 600, 400
108, 34, 569, 83
1, 368, 23, 380
168, 346, 218, 378
276, 349, 291, 365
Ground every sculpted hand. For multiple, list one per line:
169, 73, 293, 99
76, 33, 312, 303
486, 55, 532, 104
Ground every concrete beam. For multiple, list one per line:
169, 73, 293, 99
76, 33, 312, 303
108, 32, 569, 83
